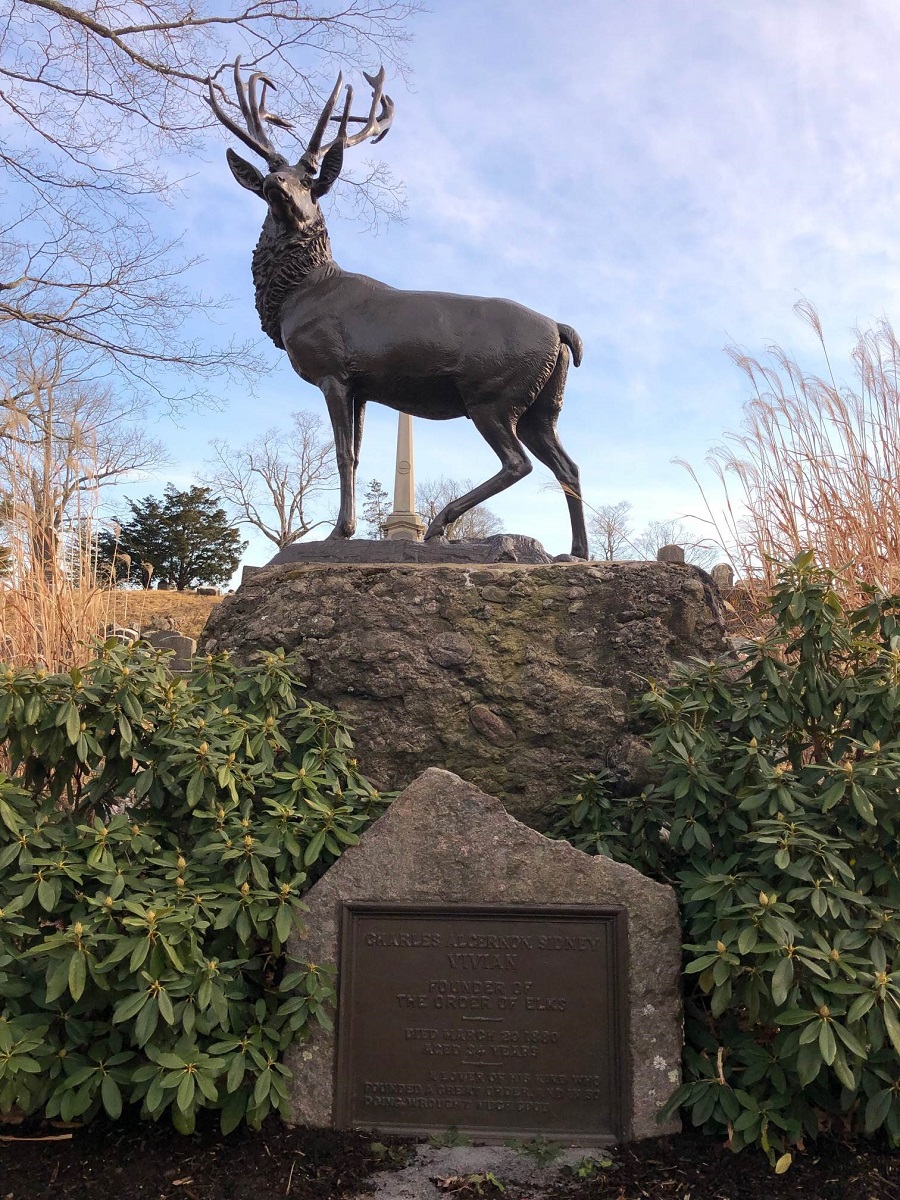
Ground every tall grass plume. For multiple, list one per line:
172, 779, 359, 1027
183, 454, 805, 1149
683, 300, 900, 600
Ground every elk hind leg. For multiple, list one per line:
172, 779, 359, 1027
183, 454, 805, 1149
516, 360, 588, 559
424, 407, 532, 540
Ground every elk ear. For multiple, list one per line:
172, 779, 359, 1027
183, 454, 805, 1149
226, 148, 266, 197
311, 140, 344, 200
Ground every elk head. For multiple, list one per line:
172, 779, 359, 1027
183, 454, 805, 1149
205, 60, 393, 234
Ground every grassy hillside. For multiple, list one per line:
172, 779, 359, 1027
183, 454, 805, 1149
111, 591, 223, 640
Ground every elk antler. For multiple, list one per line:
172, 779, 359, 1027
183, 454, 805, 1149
299, 66, 394, 173
205, 58, 288, 170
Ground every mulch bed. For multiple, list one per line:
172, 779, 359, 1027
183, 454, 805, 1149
546, 1132, 899, 1200
0, 1118, 897, 1200
0, 1112, 407, 1200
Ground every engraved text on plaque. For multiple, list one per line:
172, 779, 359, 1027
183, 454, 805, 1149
334, 904, 627, 1141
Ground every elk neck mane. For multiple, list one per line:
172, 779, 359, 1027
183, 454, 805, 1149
251, 218, 334, 349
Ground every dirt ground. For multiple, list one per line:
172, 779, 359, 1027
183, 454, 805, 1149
0, 1113, 403, 1200
0, 1118, 896, 1200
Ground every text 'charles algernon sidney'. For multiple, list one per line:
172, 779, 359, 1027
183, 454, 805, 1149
363, 929, 606, 951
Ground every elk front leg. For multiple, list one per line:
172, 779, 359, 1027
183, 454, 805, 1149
320, 377, 357, 539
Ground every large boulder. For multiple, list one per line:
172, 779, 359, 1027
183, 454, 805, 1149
201, 559, 727, 828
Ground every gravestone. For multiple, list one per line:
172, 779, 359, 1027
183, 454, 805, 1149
710, 563, 735, 591
142, 630, 196, 674
289, 768, 682, 1143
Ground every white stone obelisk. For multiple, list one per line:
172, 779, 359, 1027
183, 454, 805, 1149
383, 412, 426, 541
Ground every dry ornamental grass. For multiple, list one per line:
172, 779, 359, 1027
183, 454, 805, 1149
685, 300, 900, 602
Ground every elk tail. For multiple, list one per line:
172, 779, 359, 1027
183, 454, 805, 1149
557, 323, 583, 367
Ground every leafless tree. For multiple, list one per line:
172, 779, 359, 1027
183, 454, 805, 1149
0, 336, 167, 574
588, 500, 633, 561
416, 477, 503, 541
0, 1, 419, 401
588, 501, 717, 567
633, 518, 718, 570
204, 410, 337, 549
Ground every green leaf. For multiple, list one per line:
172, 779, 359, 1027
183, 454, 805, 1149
274, 904, 292, 945
850, 785, 877, 826
176, 1072, 195, 1113
157, 988, 175, 1026
774, 1008, 814, 1026
796, 1040, 822, 1087
134, 996, 159, 1047
820, 781, 845, 811
45, 959, 71, 1005
37, 880, 55, 912
172, 1104, 195, 1135
772, 957, 794, 1007
64, 702, 81, 745
737, 926, 758, 955
226, 1054, 245, 1094
186, 771, 205, 808
220, 1090, 246, 1135
0, 799, 21, 835
847, 991, 876, 1024
818, 1020, 837, 1066
101, 1073, 122, 1120
129, 938, 150, 974
160, 937, 184, 973
113, 989, 149, 1024
882, 1000, 900, 1054
303, 829, 326, 867
832, 1021, 866, 1059
68, 951, 87, 1002
865, 1088, 893, 1133
252, 1068, 271, 1107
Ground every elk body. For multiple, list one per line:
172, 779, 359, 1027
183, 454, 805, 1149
207, 64, 588, 558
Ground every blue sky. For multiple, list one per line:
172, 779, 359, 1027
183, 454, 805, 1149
133, 0, 900, 569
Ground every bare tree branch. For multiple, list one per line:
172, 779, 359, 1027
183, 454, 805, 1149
0, 0, 419, 397
416, 476, 503, 541
588, 500, 632, 561
0, 334, 169, 574
202, 409, 338, 548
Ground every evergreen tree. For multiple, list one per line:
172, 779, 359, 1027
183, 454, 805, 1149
361, 479, 390, 539
99, 486, 246, 590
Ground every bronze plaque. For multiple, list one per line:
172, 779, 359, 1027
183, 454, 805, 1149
334, 904, 628, 1142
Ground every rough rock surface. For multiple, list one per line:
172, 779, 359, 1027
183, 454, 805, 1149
202, 558, 727, 828
263, 534, 555, 567
288, 769, 682, 1142
202, 556, 724, 830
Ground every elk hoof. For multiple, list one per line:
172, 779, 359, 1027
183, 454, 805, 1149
423, 518, 448, 542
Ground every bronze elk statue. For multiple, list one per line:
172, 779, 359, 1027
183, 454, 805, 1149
206, 63, 588, 558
